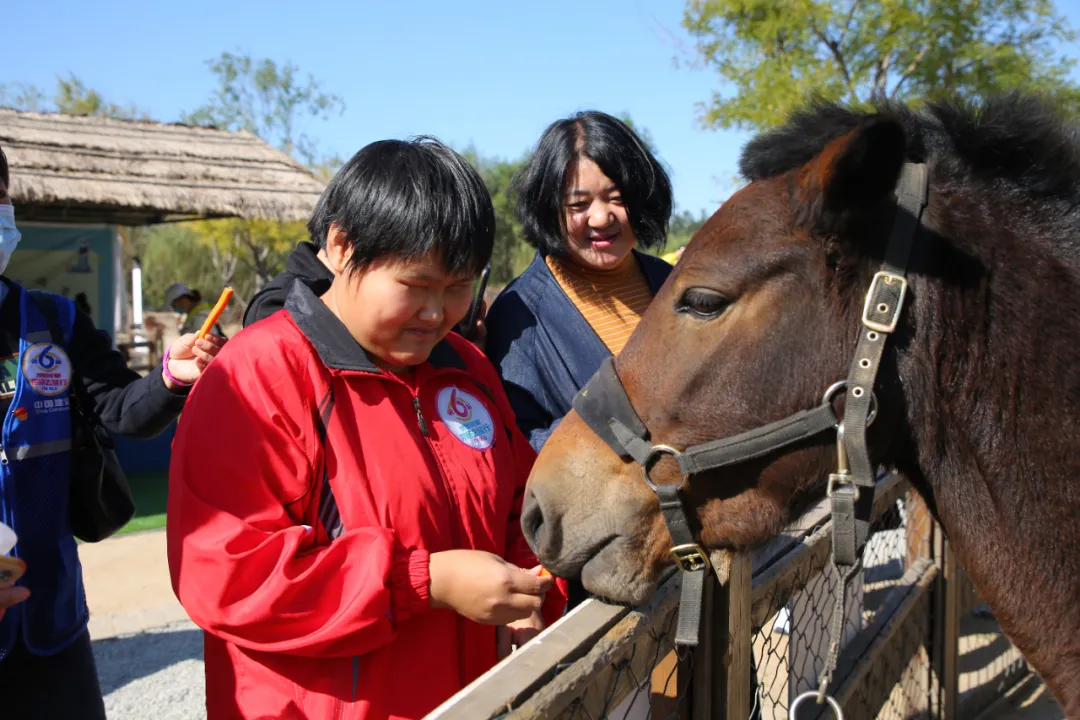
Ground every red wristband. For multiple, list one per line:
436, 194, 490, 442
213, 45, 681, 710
162, 346, 194, 387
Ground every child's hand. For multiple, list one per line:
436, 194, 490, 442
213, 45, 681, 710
429, 550, 553, 625
164, 333, 226, 389
497, 610, 545, 660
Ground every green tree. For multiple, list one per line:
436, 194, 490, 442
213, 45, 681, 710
0, 84, 47, 111
0, 74, 147, 119
129, 224, 252, 310
53, 74, 147, 119
683, 0, 1080, 130
183, 51, 345, 167
460, 147, 533, 286
666, 208, 710, 250
617, 112, 659, 155
182, 52, 345, 300
184, 218, 308, 303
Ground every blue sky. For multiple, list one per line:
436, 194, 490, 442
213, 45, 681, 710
7, 0, 1080, 216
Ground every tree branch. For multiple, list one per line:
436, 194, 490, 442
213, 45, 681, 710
890, 46, 930, 99
873, 49, 893, 102
837, 0, 860, 46
809, 20, 856, 99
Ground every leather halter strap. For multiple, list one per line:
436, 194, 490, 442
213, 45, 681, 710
571, 163, 929, 648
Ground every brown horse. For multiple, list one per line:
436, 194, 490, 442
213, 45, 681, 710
522, 94, 1080, 713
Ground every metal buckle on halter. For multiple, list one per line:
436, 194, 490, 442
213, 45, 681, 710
861, 271, 907, 333
826, 473, 859, 501
669, 543, 711, 573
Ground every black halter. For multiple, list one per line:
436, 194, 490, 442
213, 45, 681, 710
571, 163, 929, 653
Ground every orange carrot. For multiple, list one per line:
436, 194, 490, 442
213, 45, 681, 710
538, 567, 552, 578
197, 287, 234, 339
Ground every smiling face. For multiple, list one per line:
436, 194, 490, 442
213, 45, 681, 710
324, 226, 476, 371
562, 157, 639, 270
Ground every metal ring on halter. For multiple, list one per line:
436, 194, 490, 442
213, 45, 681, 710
640, 445, 688, 492
790, 691, 843, 720
821, 380, 878, 427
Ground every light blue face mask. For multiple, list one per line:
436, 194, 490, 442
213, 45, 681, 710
0, 205, 21, 275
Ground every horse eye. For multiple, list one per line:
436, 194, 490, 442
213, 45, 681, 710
677, 288, 730, 318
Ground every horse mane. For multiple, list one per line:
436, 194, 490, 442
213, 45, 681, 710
739, 94, 1080, 226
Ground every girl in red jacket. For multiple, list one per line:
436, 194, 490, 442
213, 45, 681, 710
167, 137, 563, 720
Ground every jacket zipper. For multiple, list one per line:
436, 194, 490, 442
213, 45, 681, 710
413, 397, 430, 436
411, 387, 470, 685
412, 393, 459, 542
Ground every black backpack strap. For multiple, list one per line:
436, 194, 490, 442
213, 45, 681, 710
27, 290, 65, 347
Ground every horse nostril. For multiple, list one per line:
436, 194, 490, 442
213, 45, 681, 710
521, 488, 546, 554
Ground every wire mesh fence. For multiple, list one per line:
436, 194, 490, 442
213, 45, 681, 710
457, 569, 699, 720
556, 608, 694, 720
750, 494, 924, 719
429, 477, 1031, 720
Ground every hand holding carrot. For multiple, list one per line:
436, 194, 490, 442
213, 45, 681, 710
197, 287, 234, 339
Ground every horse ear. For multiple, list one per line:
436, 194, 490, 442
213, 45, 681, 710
798, 115, 907, 230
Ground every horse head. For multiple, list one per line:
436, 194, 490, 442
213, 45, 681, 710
525, 94, 1080, 712
522, 111, 916, 603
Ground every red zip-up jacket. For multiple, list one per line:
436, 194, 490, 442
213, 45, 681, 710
167, 284, 565, 720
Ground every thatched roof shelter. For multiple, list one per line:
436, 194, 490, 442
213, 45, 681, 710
0, 109, 325, 225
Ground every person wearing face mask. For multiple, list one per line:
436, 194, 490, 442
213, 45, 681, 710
0, 144, 227, 720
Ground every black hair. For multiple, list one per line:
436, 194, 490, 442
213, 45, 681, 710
0, 144, 8, 188
513, 111, 673, 256
307, 136, 494, 276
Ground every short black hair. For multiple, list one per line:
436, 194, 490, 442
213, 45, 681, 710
0, 144, 8, 188
307, 137, 494, 277
513, 111, 673, 256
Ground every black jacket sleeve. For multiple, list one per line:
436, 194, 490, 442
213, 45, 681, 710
69, 310, 188, 439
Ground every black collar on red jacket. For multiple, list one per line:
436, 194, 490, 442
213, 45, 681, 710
284, 282, 467, 372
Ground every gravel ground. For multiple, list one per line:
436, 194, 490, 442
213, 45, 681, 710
93, 620, 206, 720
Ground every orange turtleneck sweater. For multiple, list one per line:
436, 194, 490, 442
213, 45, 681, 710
546, 253, 654, 355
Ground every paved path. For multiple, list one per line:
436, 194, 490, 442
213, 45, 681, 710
80, 529, 189, 639
82, 529, 206, 719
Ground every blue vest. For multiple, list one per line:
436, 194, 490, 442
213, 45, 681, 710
0, 286, 82, 660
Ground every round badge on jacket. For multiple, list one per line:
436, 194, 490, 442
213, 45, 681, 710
436, 386, 495, 450
22, 343, 72, 397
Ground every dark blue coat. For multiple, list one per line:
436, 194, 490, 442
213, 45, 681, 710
485, 251, 673, 452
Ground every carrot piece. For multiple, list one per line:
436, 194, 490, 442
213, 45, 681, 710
538, 567, 552, 578
196, 287, 234, 339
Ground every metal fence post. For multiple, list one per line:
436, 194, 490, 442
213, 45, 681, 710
693, 552, 752, 719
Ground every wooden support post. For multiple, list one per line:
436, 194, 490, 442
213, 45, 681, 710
930, 527, 961, 719
649, 649, 682, 719
905, 491, 938, 716
905, 491, 933, 570
693, 553, 752, 720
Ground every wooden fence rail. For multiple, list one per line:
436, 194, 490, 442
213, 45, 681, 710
426, 474, 1031, 720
